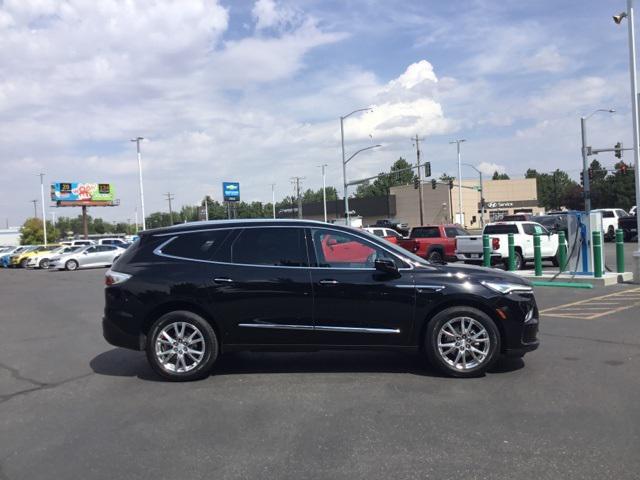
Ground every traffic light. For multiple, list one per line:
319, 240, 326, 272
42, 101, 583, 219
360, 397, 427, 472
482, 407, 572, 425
580, 171, 584, 186
615, 142, 623, 159
414, 177, 420, 189
431, 179, 437, 190
424, 161, 432, 177
588, 168, 593, 181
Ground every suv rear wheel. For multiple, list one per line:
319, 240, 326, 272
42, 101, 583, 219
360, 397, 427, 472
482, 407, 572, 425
146, 311, 219, 382
424, 306, 500, 378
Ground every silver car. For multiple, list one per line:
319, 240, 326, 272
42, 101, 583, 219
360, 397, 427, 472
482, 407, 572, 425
48, 245, 125, 271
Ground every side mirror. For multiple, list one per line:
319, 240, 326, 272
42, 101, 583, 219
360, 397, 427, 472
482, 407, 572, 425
83, 251, 88, 255
375, 258, 398, 275
326, 238, 338, 247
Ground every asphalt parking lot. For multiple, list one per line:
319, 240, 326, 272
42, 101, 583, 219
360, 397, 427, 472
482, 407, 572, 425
1, 246, 640, 480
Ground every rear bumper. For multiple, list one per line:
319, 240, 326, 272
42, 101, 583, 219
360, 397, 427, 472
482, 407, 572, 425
456, 253, 502, 264
103, 313, 145, 351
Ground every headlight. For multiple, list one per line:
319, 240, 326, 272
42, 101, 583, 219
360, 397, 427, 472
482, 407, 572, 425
481, 281, 533, 294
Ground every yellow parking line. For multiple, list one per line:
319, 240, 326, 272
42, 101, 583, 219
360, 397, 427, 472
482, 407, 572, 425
539, 287, 640, 320
539, 287, 640, 313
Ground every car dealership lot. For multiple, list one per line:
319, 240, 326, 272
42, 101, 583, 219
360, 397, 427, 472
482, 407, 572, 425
1, 261, 640, 479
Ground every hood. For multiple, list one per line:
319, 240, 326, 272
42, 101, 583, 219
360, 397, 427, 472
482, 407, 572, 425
416, 262, 531, 286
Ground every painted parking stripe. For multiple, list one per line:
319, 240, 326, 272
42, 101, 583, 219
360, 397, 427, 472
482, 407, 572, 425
540, 287, 640, 320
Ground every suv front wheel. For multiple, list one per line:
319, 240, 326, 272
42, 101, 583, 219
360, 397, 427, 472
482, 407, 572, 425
425, 306, 500, 378
146, 311, 219, 382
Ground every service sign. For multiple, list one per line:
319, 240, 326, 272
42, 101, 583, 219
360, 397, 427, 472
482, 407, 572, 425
50, 182, 115, 203
222, 182, 240, 202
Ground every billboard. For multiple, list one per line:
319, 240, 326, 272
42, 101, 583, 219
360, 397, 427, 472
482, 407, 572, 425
50, 182, 116, 203
222, 182, 240, 202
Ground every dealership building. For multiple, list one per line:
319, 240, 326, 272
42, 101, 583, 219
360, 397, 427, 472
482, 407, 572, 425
281, 177, 542, 229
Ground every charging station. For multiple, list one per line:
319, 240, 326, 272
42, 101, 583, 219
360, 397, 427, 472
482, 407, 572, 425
565, 210, 604, 275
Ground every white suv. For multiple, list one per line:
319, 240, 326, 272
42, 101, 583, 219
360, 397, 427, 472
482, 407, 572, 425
592, 209, 628, 241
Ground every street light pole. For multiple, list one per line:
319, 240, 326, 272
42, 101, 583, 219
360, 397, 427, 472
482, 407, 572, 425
131, 137, 146, 230
450, 139, 466, 226
319, 164, 328, 222
37, 173, 47, 245
614, 0, 640, 281
271, 183, 276, 219
341, 107, 372, 225
462, 163, 484, 228
580, 109, 616, 213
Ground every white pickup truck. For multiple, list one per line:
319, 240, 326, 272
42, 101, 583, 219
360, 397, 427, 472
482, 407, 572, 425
455, 221, 560, 270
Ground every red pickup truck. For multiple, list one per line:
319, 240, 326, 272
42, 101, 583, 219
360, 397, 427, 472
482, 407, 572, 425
397, 224, 469, 263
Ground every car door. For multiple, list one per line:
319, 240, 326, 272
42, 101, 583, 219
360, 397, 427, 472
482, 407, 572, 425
204, 226, 315, 346
308, 227, 415, 346
79, 246, 100, 267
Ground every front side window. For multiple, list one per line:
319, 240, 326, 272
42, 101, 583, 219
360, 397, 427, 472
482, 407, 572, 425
231, 227, 308, 267
311, 228, 399, 269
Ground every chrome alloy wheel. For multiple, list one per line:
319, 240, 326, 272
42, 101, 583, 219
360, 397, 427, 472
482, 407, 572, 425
155, 322, 206, 373
437, 317, 490, 371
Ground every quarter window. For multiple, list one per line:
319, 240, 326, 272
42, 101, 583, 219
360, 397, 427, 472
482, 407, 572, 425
311, 229, 399, 269
231, 228, 308, 267
162, 230, 232, 261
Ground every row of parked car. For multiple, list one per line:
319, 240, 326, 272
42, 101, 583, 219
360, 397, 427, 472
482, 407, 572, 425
0, 237, 132, 271
365, 208, 638, 271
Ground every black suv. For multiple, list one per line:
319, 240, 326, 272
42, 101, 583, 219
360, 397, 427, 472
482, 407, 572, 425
103, 220, 539, 381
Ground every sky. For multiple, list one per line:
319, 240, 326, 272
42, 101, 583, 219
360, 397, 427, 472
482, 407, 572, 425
0, 0, 636, 225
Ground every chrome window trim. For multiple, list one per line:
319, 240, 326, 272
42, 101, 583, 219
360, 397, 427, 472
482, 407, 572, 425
153, 225, 416, 271
238, 323, 400, 334
395, 284, 445, 291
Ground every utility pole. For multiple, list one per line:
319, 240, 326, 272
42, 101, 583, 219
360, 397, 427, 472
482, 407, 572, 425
271, 184, 276, 219
37, 173, 47, 245
204, 197, 209, 221
50, 211, 56, 230
164, 192, 175, 225
130, 137, 146, 230
134, 208, 139, 233
291, 177, 304, 219
31, 199, 38, 218
413, 135, 425, 225
319, 164, 328, 222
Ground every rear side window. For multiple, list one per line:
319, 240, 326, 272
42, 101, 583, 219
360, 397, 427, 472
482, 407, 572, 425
410, 227, 440, 238
484, 224, 518, 234
162, 230, 232, 261
231, 228, 308, 267
445, 227, 469, 237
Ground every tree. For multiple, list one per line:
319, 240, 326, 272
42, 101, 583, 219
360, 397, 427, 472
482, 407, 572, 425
355, 157, 417, 198
492, 171, 510, 180
20, 218, 59, 245
525, 169, 538, 179
302, 187, 338, 203
525, 168, 579, 210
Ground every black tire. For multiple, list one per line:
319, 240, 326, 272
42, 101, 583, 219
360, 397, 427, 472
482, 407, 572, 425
39, 259, 49, 269
65, 259, 78, 271
19, 258, 29, 268
146, 310, 219, 382
512, 250, 524, 270
551, 253, 559, 267
424, 306, 500, 378
427, 249, 444, 263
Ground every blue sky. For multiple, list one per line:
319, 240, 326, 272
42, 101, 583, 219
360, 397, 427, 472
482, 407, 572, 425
0, 0, 635, 225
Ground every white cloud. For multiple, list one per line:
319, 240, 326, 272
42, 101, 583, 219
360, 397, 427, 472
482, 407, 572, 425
252, 0, 299, 31
477, 162, 507, 176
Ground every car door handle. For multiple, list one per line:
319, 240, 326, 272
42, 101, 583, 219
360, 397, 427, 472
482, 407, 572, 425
319, 279, 340, 285
213, 277, 233, 284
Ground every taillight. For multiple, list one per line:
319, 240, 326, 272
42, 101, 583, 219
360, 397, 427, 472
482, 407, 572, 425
105, 269, 131, 286
492, 237, 500, 250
